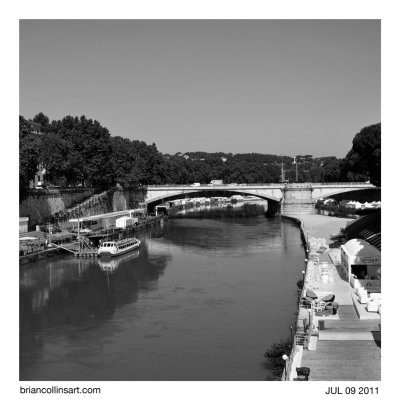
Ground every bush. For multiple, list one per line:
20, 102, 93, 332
264, 340, 292, 376
296, 279, 304, 290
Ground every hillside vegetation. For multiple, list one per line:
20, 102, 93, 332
20, 113, 381, 198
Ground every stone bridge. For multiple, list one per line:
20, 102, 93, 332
145, 182, 377, 215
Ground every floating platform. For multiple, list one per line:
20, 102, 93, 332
74, 250, 98, 258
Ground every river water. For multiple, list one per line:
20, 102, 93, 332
20, 202, 305, 381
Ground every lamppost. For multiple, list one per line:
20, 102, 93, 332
302, 270, 305, 287
308, 309, 312, 330
282, 354, 289, 380
290, 325, 293, 346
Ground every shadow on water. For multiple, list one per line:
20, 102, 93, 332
19, 242, 170, 378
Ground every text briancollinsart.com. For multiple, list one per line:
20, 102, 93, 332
20, 386, 101, 395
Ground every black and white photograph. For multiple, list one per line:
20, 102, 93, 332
6, 2, 396, 398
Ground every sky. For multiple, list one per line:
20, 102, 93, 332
19, 19, 380, 158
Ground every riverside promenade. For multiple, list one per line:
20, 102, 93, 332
285, 214, 381, 381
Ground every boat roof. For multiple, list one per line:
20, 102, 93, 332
101, 238, 139, 245
69, 208, 146, 223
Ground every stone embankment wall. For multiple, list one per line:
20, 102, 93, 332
19, 187, 146, 229
66, 188, 146, 220
19, 188, 95, 228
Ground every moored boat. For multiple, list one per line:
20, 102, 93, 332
98, 237, 141, 257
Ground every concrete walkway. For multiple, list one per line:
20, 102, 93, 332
290, 214, 381, 381
300, 214, 354, 243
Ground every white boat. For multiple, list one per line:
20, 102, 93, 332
98, 237, 141, 257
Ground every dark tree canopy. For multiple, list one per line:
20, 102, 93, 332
32, 112, 50, 131
19, 113, 381, 193
19, 116, 41, 197
342, 123, 381, 186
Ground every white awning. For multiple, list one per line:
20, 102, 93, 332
341, 238, 381, 265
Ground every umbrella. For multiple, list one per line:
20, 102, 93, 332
306, 290, 318, 299
322, 294, 335, 302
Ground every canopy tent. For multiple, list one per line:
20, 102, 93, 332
340, 238, 381, 292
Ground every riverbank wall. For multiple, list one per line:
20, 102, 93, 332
19, 188, 95, 229
19, 187, 147, 230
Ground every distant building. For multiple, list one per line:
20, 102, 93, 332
29, 164, 47, 189
19, 217, 29, 233
221, 157, 227, 162
27, 120, 44, 135
339, 200, 350, 207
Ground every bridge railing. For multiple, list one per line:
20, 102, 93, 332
147, 183, 285, 188
147, 182, 375, 188
311, 182, 375, 186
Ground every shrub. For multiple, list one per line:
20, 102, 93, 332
264, 340, 292, 376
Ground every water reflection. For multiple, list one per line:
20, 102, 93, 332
165, 203, 286, 254
20, 241, 171, 379
98, 250, 140, 273
175, 201, 268, 218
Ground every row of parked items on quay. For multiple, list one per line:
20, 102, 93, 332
355, 287, 381, 314
169, 195, 245, 208
301, 290, 339, 316
317, 198, 381, 210
308, 237, 328, 254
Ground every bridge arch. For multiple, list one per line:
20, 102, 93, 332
145, 188, 282, 205
145, 188, 282, 215
311, 186, 380, 201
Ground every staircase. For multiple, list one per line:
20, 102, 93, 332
282, 202, 315, 215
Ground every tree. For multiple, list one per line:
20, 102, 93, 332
19, 116, 40, 197
321, 158, 342, 182
39, 132, 71, 185
342, 123, 381, 186
32, 112, 50, 132
48, 115, 113, 187
110, 136, 145, 189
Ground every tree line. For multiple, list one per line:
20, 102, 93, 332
19, 113, 381, 198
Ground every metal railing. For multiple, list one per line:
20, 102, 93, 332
312, 182, 375, 186
147, 182, 376, 188
294, 333, 309, 349
147, 183, 285, 188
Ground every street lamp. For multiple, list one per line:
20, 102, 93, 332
302, 270, 305, 287
308, 309, 312, 330
282, 354, 289, 380
290, 325, 293, 346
